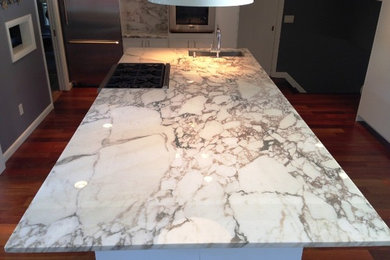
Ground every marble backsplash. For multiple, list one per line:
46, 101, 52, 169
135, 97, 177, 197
120, 0, 168, 38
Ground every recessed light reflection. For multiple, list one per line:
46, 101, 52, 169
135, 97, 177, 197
74, 180, 88, 189
204, 176, 213, 183
103, 123, 113, 129
187, 80, 194, 84
339, 172, 348, 180
175, 153, 181, 159
315, 143, 324, 148
201, 153, 209, 159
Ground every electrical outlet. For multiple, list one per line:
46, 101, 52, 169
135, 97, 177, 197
284, 15, 295, 24
18, 103, 24, 116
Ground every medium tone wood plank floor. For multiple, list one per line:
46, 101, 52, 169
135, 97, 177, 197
0, 82, 389, 260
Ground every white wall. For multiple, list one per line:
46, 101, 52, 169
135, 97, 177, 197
216, 7, 239, 48
237, 0, 281, 74
357, 0, 390, 142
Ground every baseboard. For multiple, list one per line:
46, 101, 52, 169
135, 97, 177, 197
356, 115, 364, 122
67, 81, 73, 91
358, 118, 390, 147
4, 103, 54, 161
61, 81, 73, 91
271, 72, 306, 93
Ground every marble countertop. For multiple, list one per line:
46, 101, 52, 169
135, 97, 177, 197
5, 48, 390, 252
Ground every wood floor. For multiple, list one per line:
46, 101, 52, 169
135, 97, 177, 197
0, 82, 389, 260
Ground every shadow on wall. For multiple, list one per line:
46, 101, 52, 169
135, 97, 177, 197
277, 0, 381, 94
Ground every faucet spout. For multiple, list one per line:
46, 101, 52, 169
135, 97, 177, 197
211, 26, 222, 57
216, 27, 221, 52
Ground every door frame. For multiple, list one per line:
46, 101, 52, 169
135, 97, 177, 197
269, 0, 306, 93
270, 0, 284, 76
45, 0, 72, 91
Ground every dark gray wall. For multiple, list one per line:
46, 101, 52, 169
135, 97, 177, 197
277, 0, 381, 93
0, 2, 51, 151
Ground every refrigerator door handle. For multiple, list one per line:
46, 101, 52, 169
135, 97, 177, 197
63, 0, 69, 25
68, 40, 120, 45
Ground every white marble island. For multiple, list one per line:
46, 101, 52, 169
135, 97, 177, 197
5, 48, 390, 259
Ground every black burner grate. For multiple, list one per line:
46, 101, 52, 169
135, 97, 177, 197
105, 63, 167, 89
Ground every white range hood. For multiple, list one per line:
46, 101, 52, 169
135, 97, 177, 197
148, 0, 253, 7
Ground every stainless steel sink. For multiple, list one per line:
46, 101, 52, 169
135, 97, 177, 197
188, 50, 244, 57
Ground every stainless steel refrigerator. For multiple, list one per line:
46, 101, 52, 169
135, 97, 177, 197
58, 0, 123, 86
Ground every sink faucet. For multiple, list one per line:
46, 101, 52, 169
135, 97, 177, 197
211, 26, 222, 57
216, 26, 221, 52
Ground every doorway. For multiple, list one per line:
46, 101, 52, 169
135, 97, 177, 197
36, 0, 61, 101
237, 0, 282, 75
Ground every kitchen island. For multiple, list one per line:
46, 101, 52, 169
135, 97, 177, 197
5, 48, 390, 259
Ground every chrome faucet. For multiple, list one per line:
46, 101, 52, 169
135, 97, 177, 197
211, 26, 222, 57
216, 26, 221, 52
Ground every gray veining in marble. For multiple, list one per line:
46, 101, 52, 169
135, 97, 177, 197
5, 48, 390, 253
120, 0, 168, 38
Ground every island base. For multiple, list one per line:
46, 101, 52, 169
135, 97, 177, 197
96, 247, 303, 260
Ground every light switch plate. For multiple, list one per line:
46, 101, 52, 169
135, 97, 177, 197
0, 145, 5, 174
18, 103, 24, 116
284, 15, 295, 24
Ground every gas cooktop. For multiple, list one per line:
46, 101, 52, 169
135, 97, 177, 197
100, 63, 170, 89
